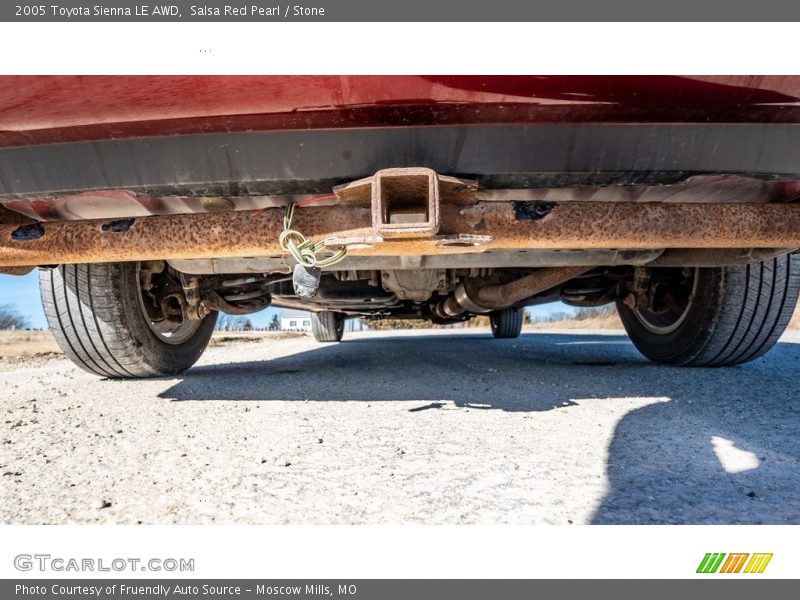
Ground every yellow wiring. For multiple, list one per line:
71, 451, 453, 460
279, 202, 347, 268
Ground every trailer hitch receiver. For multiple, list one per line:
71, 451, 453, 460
371, 167, 441, 239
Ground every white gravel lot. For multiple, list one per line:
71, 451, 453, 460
1, 329, 798, 525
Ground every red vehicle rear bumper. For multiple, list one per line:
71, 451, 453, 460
2, 75, 800, 147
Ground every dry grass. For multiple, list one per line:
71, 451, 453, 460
790, 304, 800, 330
207, 331, 307, 346
0, 329, 307, 361
0, 330, 61, 359
532, 303, 800, 331
1, 303, 798, 361
529, 309, 623, 331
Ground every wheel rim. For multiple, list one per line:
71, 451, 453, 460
632, 268, 698, 335
136, 264, 203, 345
144, 316, 202, 345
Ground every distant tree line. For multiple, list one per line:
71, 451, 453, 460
0, 304, 29, 330
214, 314, 254, 331
367, 306, 622, 329
213, 313, 291, 331
531, 305, 616, 323
367, 311, 534, 330
204, 306, 618, 333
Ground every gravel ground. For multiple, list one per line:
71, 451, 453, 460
1, 328, 798, 525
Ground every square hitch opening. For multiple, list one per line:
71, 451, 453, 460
371, 168, 441, 238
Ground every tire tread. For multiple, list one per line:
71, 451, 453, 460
39, 264, 214, 378
619, 254, 799, 367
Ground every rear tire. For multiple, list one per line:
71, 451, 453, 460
312, 311, 344, 342
617, 254, 800, 366
40, 263, 217, 378
490, 307, 523, 339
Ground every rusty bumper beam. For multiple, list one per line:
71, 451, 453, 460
1, 202, 800, 268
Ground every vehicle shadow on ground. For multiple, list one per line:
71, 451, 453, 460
587, 339, 800, 523
162, 332, 651, 410
159, 332, 800, 524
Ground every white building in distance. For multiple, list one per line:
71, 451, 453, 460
280, 309, 312, 332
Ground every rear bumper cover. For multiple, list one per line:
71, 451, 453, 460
2, 123, 800, 200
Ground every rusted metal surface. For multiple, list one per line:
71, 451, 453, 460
0, 204, 34, 225
2, 202, 800, 268
167, 250, 666, 274
433, 266, 590, 316
449, 202, 800, 251
475, 266, 592, 308
0, 191, 326, 222
647, 248, 792, 267
0, 266, 34, 275
0, 206, 368, 267
3, 175, 797, 223
372, 168, 441, 238
335, 167, 476, 240
334, 171, 477, 206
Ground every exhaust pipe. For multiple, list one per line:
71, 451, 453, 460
433, 266, 591, 317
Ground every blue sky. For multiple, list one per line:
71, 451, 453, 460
0, 272, 47, 328
1, 271, 571, 330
